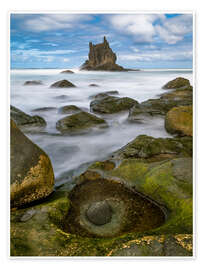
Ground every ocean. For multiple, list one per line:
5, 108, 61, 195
10, 68, 193, 187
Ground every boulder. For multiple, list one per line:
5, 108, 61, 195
89, 90, 119, 100
162, 77, 191, 89
23, 80, 43, 86
128, 86, 192, 122
60, 70, 74, 74
89, 83, 99, 87
165, 105, 193, 136
58, 105, 82, 114
50, 80, 76, 88
56, 111, 108, 134
90, 96, 137, 114
32, 107, 57, 112
10, 120, 54, 208
11, 105, 46, 128
80, 36, 126, 71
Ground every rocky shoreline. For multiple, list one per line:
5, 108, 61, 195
10, 76, 193, 256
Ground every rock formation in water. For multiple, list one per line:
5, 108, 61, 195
80, 36, 133, 71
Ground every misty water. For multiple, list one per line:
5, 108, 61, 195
10, 68, 193, 187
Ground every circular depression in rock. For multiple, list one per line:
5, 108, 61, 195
64, 179, 166, 238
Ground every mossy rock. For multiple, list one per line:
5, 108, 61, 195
162, 77, 191, 89
165, 105, 193, 136
60, 70, 74, 74
111, 135, 192, 161
108, 234, 192, 256
90, 96, 138, 114
58, 105, 82, 115
50, 79, 76, 88
56, 111, 108, 134
10, 120, 54, 208
11, 105, 46, 128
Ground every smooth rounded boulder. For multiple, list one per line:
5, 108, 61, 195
50, 79, 76, 88
165, 105, 193, 136
56, 111, 108, 134
10, 120, 54, 208
162, 77, 191, 89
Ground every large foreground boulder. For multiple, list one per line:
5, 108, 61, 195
90, 96, 137, 114
10, 120, 54, 208
56, 111, 108, 134
165, 105, 193, 136
50, 80, 76, 88
11, 105, 46, 128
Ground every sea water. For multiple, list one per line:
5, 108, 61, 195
10, 69, 193, 186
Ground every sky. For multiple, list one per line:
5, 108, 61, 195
10, 13, 193, 69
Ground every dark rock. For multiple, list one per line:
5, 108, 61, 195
10, 120, 54, 208
60, 70, 74, 74
165, 105, 193, 136
86, 201, 112, 226
128, 86, 192, 122
162, 77, 191, 89
89, 83, 99, 87
56, 111, 108, 134
32, 107, 57, 112
11, 105, 46, 127
89, 90, 119, 100
80, 36, 127, 71
23, 80, 43, 86
112, 134, 192, 160
90, 96, 138, 114
58, 105, 82, 114
50, 80, 76, 88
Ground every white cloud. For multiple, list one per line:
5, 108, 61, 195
108, 14, 165, 43
119, 48, 192, 62
23, 14, 93, 32
155, 14, 193, 44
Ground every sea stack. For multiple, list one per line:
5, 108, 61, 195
80, 36, 126, 71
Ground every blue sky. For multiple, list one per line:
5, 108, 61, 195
10, 13, 193, 69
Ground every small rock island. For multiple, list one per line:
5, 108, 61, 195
80, 36, 138, 71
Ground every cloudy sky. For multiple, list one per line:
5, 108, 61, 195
10, 13, 193, 69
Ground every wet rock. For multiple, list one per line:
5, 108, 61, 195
89, 83, 99, 87
10, 120, 54, 208
90, 96, 138, 114
66, 177, 165, 237
165, 105, 193, 136
58, 105, 82, 114
32, 107, 57, 112
80, 36, 127, 71
11, 105, 46, 128
20, 209, 36, 222
56, 111, 108, 134
162, 77, 191, 89
89, 90, 119, 100
60, 70, 74, 74
108, 234, 192, 256
23, 80, 43, 86
86, 201, 112, 226
112, 134, 192, 161
50, 79, 76, 88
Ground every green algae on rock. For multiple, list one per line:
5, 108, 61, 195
90, 96, 138, 114
10, 120, 54, 208
162, 77, 191, 90
50, 79, 76, 88
56, 111, 108, 134
165, 105, 193, 136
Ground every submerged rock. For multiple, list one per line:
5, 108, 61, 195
162, 77, 191, 89
10, 120, 54, 208
58, 105, 82, 115
89, 90, 119, 100
165, 105, 193, 136
23, 80, 43, 86
80, 36, 127, 71
60, 70, 74, 74
89, 83, 99, 87
32, 107, 57, 112
90, 96, 137, 114
56, 111, 108, 134
50, 79, 76, 88
11, 105, 46, 128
